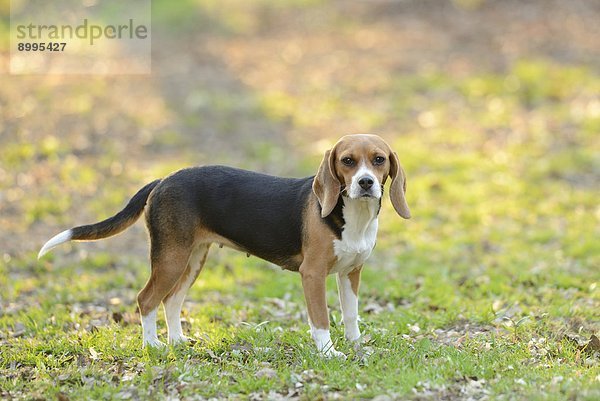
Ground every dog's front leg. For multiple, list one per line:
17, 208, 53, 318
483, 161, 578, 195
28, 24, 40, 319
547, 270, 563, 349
337, 267, 362, 342
299, 264, 345, 358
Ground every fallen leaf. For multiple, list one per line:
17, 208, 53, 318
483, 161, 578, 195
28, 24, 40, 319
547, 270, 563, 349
10, 322, 26, 338
582, 334, 600, 355
112, 312, 123, 324
256, 367, 278, 379
57, 374, 71, 382
588, 335, 600, 350
89, 347, 99, 360
57, 392, 70, 401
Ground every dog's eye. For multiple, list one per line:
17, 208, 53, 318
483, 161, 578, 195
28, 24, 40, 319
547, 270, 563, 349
373, 156, 385, 165
341, 157, 354, 166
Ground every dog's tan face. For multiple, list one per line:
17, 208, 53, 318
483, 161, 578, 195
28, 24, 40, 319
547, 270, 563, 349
333, 135, 392, 198
313, 134, 411, 219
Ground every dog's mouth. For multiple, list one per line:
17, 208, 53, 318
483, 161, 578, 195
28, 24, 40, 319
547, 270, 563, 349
343, 185, 382, 200
358, 189, 381, 199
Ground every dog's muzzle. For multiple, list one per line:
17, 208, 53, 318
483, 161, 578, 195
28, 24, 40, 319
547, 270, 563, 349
350, 173, 381, 199
357, 176, 375, 198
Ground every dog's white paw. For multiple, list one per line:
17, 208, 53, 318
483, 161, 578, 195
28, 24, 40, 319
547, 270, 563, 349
323, 347, 347, 360
169, 335, 190, 345
169, 335, 195, 346
144, 338, 167, 348
311, 327, 346, 359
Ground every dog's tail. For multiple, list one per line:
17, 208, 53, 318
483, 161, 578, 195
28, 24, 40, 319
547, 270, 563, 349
38, 179, 161, 259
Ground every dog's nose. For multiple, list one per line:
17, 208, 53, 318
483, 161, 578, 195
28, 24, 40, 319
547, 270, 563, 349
358, 176, 374, 190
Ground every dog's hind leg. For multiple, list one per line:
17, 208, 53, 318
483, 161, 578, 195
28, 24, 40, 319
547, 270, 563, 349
163, 243, 210, 344
138, 242, 193, 348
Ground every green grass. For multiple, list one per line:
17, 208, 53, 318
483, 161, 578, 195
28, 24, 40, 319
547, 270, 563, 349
2, 58, 599, 400
1, 246, 598, 400
1, 2, 599, 398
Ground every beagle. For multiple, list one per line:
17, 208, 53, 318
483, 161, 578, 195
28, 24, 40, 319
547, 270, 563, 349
38, 134, 410, 357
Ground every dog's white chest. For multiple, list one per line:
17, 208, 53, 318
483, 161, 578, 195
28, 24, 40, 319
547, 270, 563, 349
330, 198, 379, 275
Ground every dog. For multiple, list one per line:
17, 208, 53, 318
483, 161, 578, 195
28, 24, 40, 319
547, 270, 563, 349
38, 134, 410, 357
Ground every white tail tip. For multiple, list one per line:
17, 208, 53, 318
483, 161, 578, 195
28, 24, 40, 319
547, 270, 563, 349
38, 229, 72, 259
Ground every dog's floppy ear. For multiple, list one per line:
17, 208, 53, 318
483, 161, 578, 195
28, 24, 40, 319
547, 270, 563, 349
313, 149, 341, 218
389, 151, 411, 219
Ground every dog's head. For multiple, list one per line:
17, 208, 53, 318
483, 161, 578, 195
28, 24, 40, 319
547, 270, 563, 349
313, 134, 411, 219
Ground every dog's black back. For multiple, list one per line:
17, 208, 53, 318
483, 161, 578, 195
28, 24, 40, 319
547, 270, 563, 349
157, 166, 313, 269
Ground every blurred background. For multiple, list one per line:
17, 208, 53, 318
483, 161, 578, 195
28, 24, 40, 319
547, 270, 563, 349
0, 0, 598, 271
1, 4, 598, 398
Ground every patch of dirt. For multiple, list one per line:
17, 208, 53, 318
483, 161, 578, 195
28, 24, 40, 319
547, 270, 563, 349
410, 376, 490, 401
430, 319, 502, 348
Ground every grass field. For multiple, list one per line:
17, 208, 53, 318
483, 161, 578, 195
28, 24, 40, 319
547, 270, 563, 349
1, 1, 599, 400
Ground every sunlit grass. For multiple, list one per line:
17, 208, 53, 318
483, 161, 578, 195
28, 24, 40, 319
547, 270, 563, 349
1, 2, 599, 397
